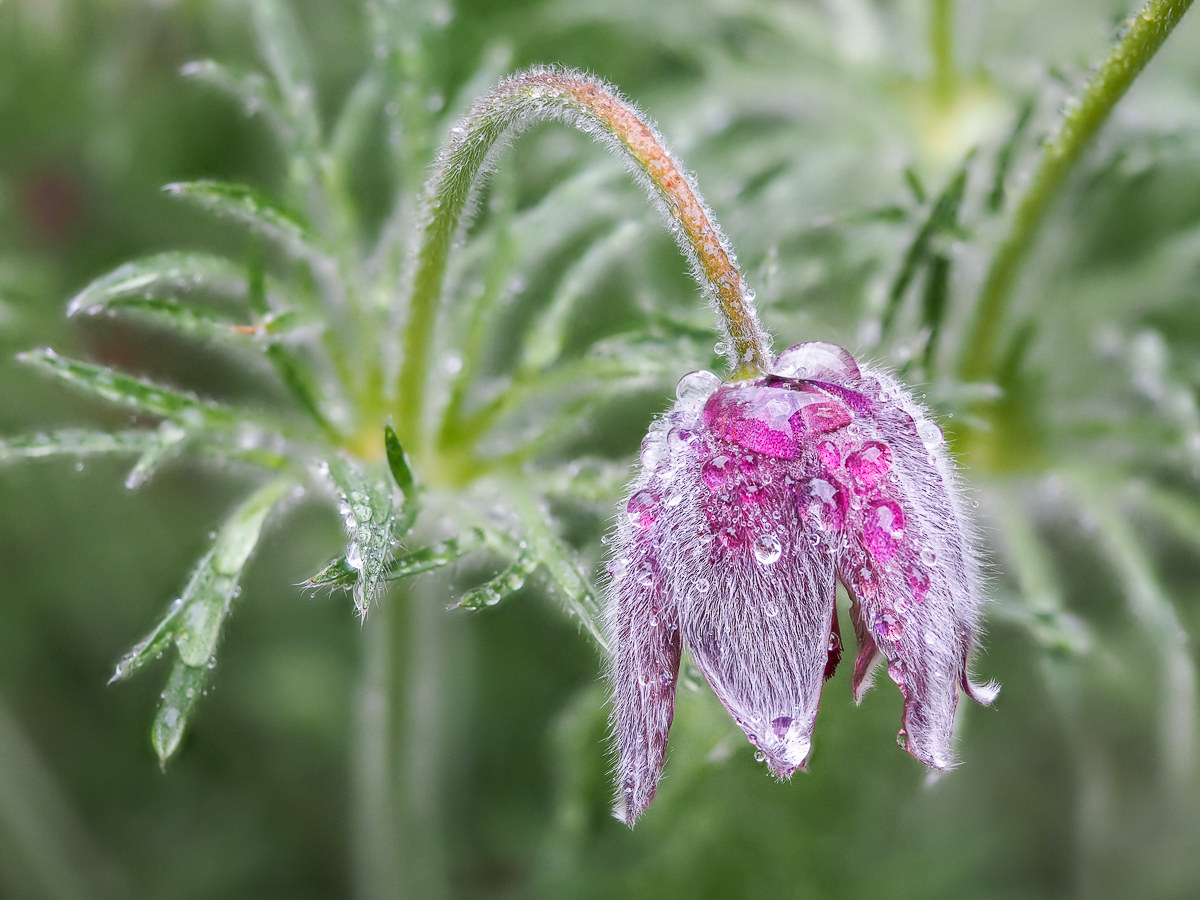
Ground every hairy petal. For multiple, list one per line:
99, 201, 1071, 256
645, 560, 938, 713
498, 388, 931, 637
659, 375, 837, 777
606, 475, 682, 825
794, 358, 996, 769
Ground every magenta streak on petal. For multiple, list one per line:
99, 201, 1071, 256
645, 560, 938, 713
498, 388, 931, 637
701, 385, 822, 459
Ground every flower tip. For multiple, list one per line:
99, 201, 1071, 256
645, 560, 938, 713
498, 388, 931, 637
966, 678, 1000, 706
612, 782, 652, 828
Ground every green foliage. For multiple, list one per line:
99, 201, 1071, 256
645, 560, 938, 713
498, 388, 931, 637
4, 0, 1200, 897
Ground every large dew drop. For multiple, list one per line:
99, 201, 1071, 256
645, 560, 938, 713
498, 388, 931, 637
626, 489, 658, 528
753, 533, 782, 565
846, 441, 892, 493
771, 341, 861, 381
863, 499, 905, 561
676, 370, 721, 407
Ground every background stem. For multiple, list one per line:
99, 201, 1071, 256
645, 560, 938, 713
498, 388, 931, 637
959, 0, 1195, 382
931, 0, 955, 104
352, 599, 404, 900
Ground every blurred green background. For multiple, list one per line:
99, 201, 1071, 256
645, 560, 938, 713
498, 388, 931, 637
4, 1, 1200, 898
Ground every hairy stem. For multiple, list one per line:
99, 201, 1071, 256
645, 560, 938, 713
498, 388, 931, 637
395, 67, 769, 451
959, 0, 1194, 381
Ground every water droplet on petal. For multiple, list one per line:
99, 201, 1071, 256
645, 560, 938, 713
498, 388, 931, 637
772, 341, 861, 381
676, 370, 721, 405
877, 612, 903, 640
636, 565, 654, 587
818, 440, 841, 470
626, 489, 658, 528
920, 546, 937, 565
864, 499, 905, 561
753, 533, 782, 565
846, 441, 893, 492
701, 455, 731, 491
906, 565, 931, 601
918, 418, 944, 448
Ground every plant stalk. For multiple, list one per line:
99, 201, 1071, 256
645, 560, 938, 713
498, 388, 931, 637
394, 68, 770, 452
931, 0, 956, 104
959, 0, 1194, 382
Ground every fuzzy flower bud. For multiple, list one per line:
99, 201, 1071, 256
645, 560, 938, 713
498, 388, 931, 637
606, 342, 997, 825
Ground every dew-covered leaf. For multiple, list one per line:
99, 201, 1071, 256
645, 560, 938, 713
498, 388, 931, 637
457, 551, 539, 609
509, 491, 607, 650
0, 429, 162, 464
112, 478, 293, 685
163, 181, 325, 265
65, 252, 250, 318
17, 348, 239, 429
307, 531, 482, 588
323, 457, 395, 616
151, 661, 208, 766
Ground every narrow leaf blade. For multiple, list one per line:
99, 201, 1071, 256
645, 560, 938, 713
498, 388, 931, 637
17, 348, 239, 429
66, 252, 249, 318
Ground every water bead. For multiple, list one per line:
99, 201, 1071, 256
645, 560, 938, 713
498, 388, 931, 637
877, 612, 903, 640
676, 370, 722, 405
753, 533, 782, 565
863, 499, 905, 561
626, 489, 658, 528
701, 455, 732, 491
772, 341, 861, 381
846, 441, 893, 493
818, 440, 841, 470
906, 566, 931, 601
920, 546, 937, 565
917, 418, 944, 448
667, 427, 697, 455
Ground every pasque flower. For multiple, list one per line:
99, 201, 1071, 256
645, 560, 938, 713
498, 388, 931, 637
607, 340, 998, 824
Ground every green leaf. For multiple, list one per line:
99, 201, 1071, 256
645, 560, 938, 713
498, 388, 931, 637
151, 661, 209, 766
457, 551, 539, 609
163, 181, 326, 266
883, 160, 970, 337
509, 490, 608, 651
307, 531, 482, 588
383, 425, 416, 498
181, 59, 289, 139
112, 478, 293, 685
323, 457, 396, 617
16, 348, 239, 429
250, 0, 317, 130
0, 429, 162, 465
65, 252, 250, 317
124, 421, 190, 489
518, 220, 642, 373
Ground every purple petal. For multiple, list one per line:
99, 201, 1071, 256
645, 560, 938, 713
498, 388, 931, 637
607, 479, 682, 825
822, 367, 992, 769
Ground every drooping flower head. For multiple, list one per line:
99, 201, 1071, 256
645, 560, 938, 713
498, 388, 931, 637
607, 341, 998, 825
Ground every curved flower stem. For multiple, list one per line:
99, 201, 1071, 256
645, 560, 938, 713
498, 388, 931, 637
394, 67, 770, 451
959, 0, 1194, 382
